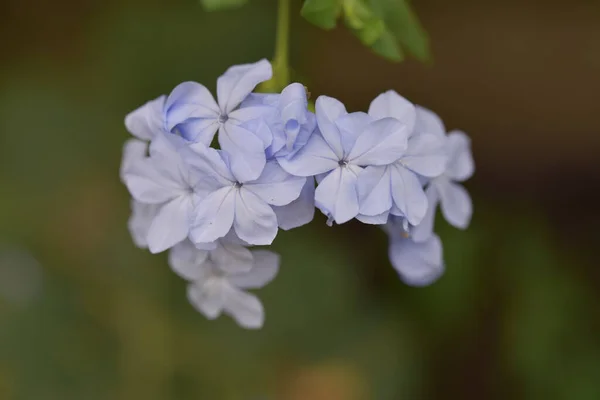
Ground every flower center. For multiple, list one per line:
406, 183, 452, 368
218, 114, 228, 124
234, 181, 243, 189
338, 159, 348, 167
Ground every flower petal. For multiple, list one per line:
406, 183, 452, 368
218, 123, 266, 182
187, 279, 226, 319
272, 177, 315, 230
217, 59, 272, 114
347, 117, 408, 166
390, 164, 428, 226
315, 96, 347, 159
210, 241, 253, 274
190, 187, 236, 244
445, 131, 474, 182
128, 200, 160, 249
277, 130, 339, 176
389, 235, 444, 287
368, 90, 416, 134
356, 211, 390, 225
410, 184, 438, 242
315, 166, 361, 224
357, 165, 393, 216
244, 161, 305, 206
123, 158, 181, 204
120, 139, 148, 181
229, 250, 280, 289
181, 142, 235, 192
402, 133, 447, 177
168, 240, 210, 281
146, 196, 193, 253
414, 106, 445, 138
435, 178, 472, 229
234, 189, 278, 245
125, 95, 166, 141
334, 112, 373, 157
222, 286, 264, 329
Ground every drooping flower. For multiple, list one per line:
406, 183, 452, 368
122, 133, 201, 253
279, 96, 408, 224
169, 240, 279, 329
386, 216, 444, 286
356, 91, 447, 226
164, 59, 274, 181
182, 143, 306, 246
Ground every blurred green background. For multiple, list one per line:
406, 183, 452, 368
1, 0, 599, 399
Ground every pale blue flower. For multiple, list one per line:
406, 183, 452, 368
412, 130, 475, 241
127, 200, 160, 249
164, 59, 273, 181
279, 96, 408, 224
124, 95, 167, 142
272, 177, 316, 230
183, 143, 306, 246
169, 240, 279, 329
386, 216, 444, 286
122, 134, 201, 253
356, 91, 447, 226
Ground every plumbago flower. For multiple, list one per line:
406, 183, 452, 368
119, 58, 475, 328
279, 96, 409, 225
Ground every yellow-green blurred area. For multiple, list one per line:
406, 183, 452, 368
1, 0, 599, 398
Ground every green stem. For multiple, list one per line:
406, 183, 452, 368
272, 0, 291, 90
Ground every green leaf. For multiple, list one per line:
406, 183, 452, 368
301, 0, 343, 30
371, 30, 404, 62
200, 0, 248, 12
370, 0, 431, 62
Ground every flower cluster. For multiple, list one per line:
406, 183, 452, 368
120, 59, 474, 329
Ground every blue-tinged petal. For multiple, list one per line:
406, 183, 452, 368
190, 187, 236, 244
347, 117, 408, 166
445, 131, 474, 182
187, 279, 226, 319
244, 161, 305, 206
285, 111, 316, 158
389, 235, 444, 287
410, 185, 438, 242
176, 118, 219, 144
315, 96, 346, 159
183, 142, 235, 184
210, 241, 253, 274
277, 130, 339, 176
390, 164, 428, 226
120, 139, 147, 181
414, 106, 445, 138
272, 177, 315, 230
146, 196, 193, 253
233, 190, 278, 245
334, 112, 373, 157
238, 116, 274, 149
435, 178, 472, 229
165, 82, 220, 143
222, 285, 264, 329
128, 200, 160, 249
402, 133, 447, 177
125, 95, 166, 141
219, 123, 266, 182
368, 90, 416, 134
217, 59, 272, 114
315, 165, 361, 224
356, 211, 390, 225
279, 83, 308, 150
123, 158, 181, 204
240, 93, 280, 108
168, 240, 210, 281
229, 250, 280, 289
357, 165, 393, 216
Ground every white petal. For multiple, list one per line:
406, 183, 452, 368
315, 166, 361, 224
368, 90, 416, 134
272, 177, 315, 230
389, 235, 444, 287
347, 117, 408, 166
414, 105, 445, 138
435, 178, 472, 229
127, 200, 160, 249
233, 189, 279, 245
187, 279, 226, 319
210, 241, 253, 274
356, 211, 390, 225
445, 131, 474, 182
123, 158, 181, 204
244, 161, 306, 206
390, 164, 428, 226
125, 95, 166, 141
120, 139, 148, 182
146, 196, 193, 253
315, 96, 347, 159
217, 59, 272, 114
190, 187, 236, 244
277, 130, 339, 176
168, 240, 210, 281
222, 286, 264, 329
402, 133, 447, 178
228, 250, 280, 289
356, 165, 393, 216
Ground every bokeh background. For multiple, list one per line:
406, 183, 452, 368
1, 0, 599, 398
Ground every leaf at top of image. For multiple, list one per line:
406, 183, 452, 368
301, 0, 343, 30
200, 0, 248, 12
